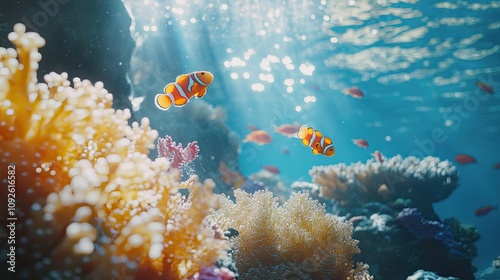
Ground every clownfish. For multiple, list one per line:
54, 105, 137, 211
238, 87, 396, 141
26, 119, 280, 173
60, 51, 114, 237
296, 125, 335, 156
154, 71, 214, 110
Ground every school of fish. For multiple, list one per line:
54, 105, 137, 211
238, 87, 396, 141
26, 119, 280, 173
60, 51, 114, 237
154, 72, 497, 218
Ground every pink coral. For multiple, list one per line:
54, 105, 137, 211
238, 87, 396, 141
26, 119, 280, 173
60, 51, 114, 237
158, 135, 200, 169
191, 266, 235, 280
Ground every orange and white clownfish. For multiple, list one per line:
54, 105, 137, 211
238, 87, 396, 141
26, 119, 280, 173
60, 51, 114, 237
154, 71, 214, 110
296, 125, 335, 156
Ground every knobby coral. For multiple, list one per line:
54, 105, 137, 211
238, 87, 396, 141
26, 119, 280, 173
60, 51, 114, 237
210, 189, 372, 280
0, 24, 228, 279
308, 155, 458, 209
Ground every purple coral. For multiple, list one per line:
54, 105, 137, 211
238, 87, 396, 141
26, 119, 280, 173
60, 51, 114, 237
190, 266, 235, 280
241, 179, 266, 193
396, 208, 463, 256
157, 135, 200, 169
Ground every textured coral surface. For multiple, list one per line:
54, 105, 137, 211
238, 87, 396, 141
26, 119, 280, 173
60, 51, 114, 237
211, 189, 372, 280
0, 24, 228, 279
308, 155, 458, 215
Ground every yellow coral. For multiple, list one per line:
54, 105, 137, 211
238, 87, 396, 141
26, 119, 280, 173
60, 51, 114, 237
211, 189, 372, 279
0, 24, 228, 279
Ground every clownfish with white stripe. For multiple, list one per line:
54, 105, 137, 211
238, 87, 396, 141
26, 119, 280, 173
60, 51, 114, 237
296, 125, 335, 156
154, 71, 214, 110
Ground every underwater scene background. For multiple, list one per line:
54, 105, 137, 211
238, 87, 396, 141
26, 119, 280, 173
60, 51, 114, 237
0, 0, 499, 279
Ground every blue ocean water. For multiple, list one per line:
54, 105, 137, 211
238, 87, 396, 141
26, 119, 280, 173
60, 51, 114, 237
124, 0, 500, 274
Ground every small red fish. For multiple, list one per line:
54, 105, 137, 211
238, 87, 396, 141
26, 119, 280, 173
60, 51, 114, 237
455, 154, 477, 165
262, 165, 280, 174
492, 162, 500, 169
477, 81, 494, 94
296, 125, 335, 156
243, 130, 272, 145
342, 87, 364, 99
353, 138, 368, 148
474, 205, 497, 217
219, 161, 245, 189
155, 71, 214, 110
372, 150, 383, 163
274, 123, 302, 138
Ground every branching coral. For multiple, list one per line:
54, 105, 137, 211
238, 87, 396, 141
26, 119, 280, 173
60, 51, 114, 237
0, 24, 228, 279
308, 155, 458, 210
210, 189, 372, 279
158, 135, 200, 169
443, 217, 480, 260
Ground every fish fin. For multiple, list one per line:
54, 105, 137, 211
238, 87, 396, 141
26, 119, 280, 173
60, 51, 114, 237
312, 149, 319, 154
301, 138, 310, 146
315, 130, 323, 138
324, 137, 332, 144
297, 125, 309, 139
154, 93, 173, 110
196, 87, 207, 98
163, 83, 176, 94
174, 97, 189, 106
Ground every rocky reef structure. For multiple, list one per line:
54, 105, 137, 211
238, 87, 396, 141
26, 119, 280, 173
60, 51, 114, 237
0, 24, 230, 279
494, 256, 500, 269
309, 155, 458, 218
349, 204, 476, 279
210, 189, 373, 280
407, 270, 459, 280
303, 156, 477, 279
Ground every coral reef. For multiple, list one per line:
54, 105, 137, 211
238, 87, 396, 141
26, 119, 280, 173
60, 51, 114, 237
0, 24, 228, 279
407, 270, 459, 280
396, 208, 464, 256
210, 189, 372, 279
443, 217, 480, 260
308, 155, 458, 217
302, 155, 478, 279
494, 256, 500, 269
350, 204, 475, 280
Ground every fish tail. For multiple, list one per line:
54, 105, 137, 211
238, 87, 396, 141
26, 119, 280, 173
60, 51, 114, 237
296, 125, 308, 139
154, 93, 174, 111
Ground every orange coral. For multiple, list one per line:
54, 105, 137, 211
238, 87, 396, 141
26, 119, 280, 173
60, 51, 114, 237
0, 24, 228, 279
210, 189, 372, 279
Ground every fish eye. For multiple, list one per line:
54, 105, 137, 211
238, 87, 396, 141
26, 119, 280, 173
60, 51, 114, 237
201, 72, 205, 75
